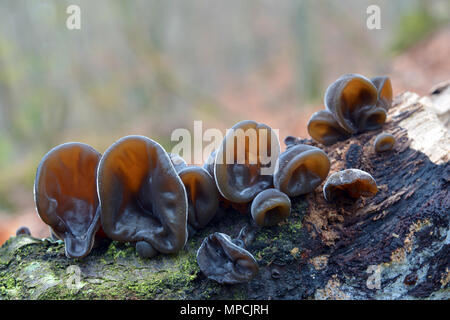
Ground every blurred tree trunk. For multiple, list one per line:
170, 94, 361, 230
294, 0, 322, 102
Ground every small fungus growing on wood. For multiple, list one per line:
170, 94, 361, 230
250, 188, 291, 227
374, 132, 396, 153
323, 169, 378, 202
308, 74, 392, 145
274, 144, 330, 197
197, 232, 259, 284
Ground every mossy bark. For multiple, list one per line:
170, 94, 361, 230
1, 91, 449, 300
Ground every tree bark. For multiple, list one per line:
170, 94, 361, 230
0, 91, 449, 300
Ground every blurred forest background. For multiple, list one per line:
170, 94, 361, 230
0, 0, 449, 243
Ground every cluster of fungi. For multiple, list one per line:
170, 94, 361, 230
28, 73, 395, 285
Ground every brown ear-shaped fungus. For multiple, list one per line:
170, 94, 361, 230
16, 226, 31, 236
251, 189, 291, 227
307, 110, 352, 146
357, 105, 387, 132
325, 74, 383, 134
371, 76, 393, 110
34, 142, 102, 258
196, 232, 259, 284
97, 135, 188, 258
214, 120, 280, 203
274, 144, 330, 197
284, 136, 303, 149
323, 169, 378, 202
177, 166, 219, 230
374, 132, 395, 153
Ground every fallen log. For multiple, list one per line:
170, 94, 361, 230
0, 90, 449, 300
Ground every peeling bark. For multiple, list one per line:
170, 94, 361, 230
0, 91, 449, 300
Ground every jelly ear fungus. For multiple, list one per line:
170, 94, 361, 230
307, 110, 351, 146
250, 188, 291, 227
323, 169, 378, 202
197, 232, 259, 284
325, 74, 386, 133
169, 158, 219, 232
214, 120, 280, 204
274, 144, 330, 197
371, 76, 393, 110
374, 132, 396, 153
34, 142, 102, 259
308, 74, 391, 145
97, 135, 188, 258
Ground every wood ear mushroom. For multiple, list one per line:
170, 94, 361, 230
274, 144, 330, 197
196, 232, 259, 284
323, 169, 378, 202
308, 74, 392, 145
214, 120, 280, 204
251, 188, 291, 227
374, 132, 395, 153
97, 135, 188, 258
175, 165, 219, 231
34, 142, 103, 259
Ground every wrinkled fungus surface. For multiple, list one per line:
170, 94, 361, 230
307, 110, 352, 146
214, 120, 280, 203
177, 166, 219, 230
274, 144, 330, 197
308, 74, 391, 145
251, 189, 291, 227
97, 135, 188, 258
197, 232, 259, 284
323, 169, 378, 202
34, 142, 102, 258
374, 132, 396, 153
325, 74, 384, 133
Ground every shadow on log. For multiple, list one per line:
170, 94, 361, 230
0, 92, 449, 300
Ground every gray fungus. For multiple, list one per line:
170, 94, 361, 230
197, 232, 259, 284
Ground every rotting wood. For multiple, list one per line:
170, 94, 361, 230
0, 91, 449, 300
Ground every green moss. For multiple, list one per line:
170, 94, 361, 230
0, 197, 308, 300
250, 197, 308, 266
105, 241, 135, 260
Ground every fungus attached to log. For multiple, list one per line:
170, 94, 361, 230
34, 142, 102, 259
323, 169, 378, 202
284, 135, 303, 149
374, 132, 396, 153
371, 76, 393, 110
274, 144, 330, 197
325, 74, 386, 133
177, 166, 219, 230
307, 74, 391, 145
250, 189, 291, 227
97, 135, 188, 258
16, 226, 31, 236
214, 120, 280, 203
307, 110, 352, 146
197, 232, 259, 284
